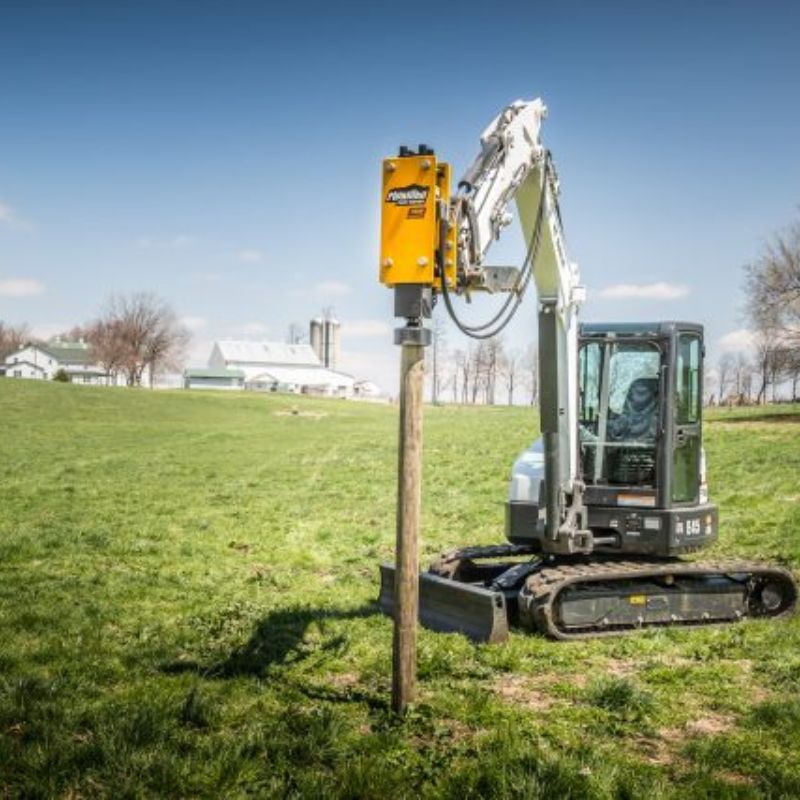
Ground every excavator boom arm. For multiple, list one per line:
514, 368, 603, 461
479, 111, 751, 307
453, 98, 587, 549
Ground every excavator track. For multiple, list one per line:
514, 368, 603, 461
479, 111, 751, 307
518, 558, 798, 640
380, 545, 798, 642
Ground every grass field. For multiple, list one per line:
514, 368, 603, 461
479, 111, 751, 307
1, 380, 800, 798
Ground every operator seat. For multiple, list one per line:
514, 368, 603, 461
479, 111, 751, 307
607, 377, 659, 485
607, 377, 659, 442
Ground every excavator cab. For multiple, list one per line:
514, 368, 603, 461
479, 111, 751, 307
506, 322, 718, 557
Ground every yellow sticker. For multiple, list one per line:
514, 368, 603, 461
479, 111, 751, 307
629, 595, 646, 606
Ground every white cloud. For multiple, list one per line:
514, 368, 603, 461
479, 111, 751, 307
238, 248, 264, 264
315, 280, 351, 296
342, 319, 391, 339
718, 328, 755, 353
0, 278, 44, 297
597, 282, 689, 300
136, 234, 195, 249
181, 316, 208, 332
0, 202, 33, 231
719, 327, 798, 353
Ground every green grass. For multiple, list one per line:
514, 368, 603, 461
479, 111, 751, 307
1, 380, 799, 798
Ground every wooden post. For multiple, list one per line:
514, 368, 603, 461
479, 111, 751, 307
392, 337, 425, 714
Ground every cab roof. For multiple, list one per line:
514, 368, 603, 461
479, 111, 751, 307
579, 321, 704, 337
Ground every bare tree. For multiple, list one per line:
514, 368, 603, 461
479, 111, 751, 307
0, 321, 31, 360
469, 344, 483, 404
771, 349, 789, 401
87, 318, 127, 384
471, 353, 482, 403
502, 347, 520, 405
753, 325, 785, 404
286, 323, 305, 344
732, 352, 751, 403
90, 293, 189, 387
525, 342, 539, 406
740, 364, 754, 404
457, 346, 473, 404
427, 314, 447, 404
717, 353, 735, 405
450, 350, 463, 403
52, 324, 91, 342
744, 218, 800, 349
480, 338, 504, 405
786, 349, 800, 402
453, 350, 468, 403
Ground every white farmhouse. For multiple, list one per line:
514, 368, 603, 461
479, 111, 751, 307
353, 380, 385, 401
3, 340, 111, 384
194, 339, 355, 397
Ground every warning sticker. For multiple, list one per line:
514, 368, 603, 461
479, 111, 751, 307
629, 595, 646, 606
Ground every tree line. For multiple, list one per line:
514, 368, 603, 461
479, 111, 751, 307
0, 292, 189, 387
426, 316, 539, 406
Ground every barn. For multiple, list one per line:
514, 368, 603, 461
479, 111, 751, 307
194, 340, 356, 397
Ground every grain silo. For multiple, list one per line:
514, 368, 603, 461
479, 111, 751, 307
309, 312, 340, 369
310, 316, 324, 362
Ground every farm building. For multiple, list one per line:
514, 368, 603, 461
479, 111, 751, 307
3, 340, 112, 384
184, 367, 245, 390
191, 339, 356, 396
353, 380, 384, 400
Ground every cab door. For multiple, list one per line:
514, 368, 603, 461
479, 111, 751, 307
671, 330, 703, 504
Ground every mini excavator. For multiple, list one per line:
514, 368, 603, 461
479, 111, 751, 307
378, 98, 797, 641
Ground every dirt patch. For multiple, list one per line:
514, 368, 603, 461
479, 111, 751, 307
529, 671, 588, 689
658, 727, 682, 744
655, 713, 735, 744
494, 675, 556, 710
604, 658, 637, 678
634, 733, 676, 766
686, 713, 735, 736
637, 715, 737, 767
274, 408, 328, 420
749, 685, 771, 704
655, 656, 700, 670
717, 770, 755, 786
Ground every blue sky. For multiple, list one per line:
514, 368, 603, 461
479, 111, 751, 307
1, 1, 799, 392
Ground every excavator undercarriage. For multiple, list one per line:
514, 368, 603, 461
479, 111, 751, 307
380, 547, 797, 643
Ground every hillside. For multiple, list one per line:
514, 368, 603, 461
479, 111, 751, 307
1, 380, 799, 798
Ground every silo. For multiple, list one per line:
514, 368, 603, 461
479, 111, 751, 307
323, 315, 341, 370
310, 317, 324, 364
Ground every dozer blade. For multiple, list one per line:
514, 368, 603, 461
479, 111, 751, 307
379, 564, 509, 643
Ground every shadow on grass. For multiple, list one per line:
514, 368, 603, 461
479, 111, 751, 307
162, 602, 380, 679
162, 601, 389, 710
